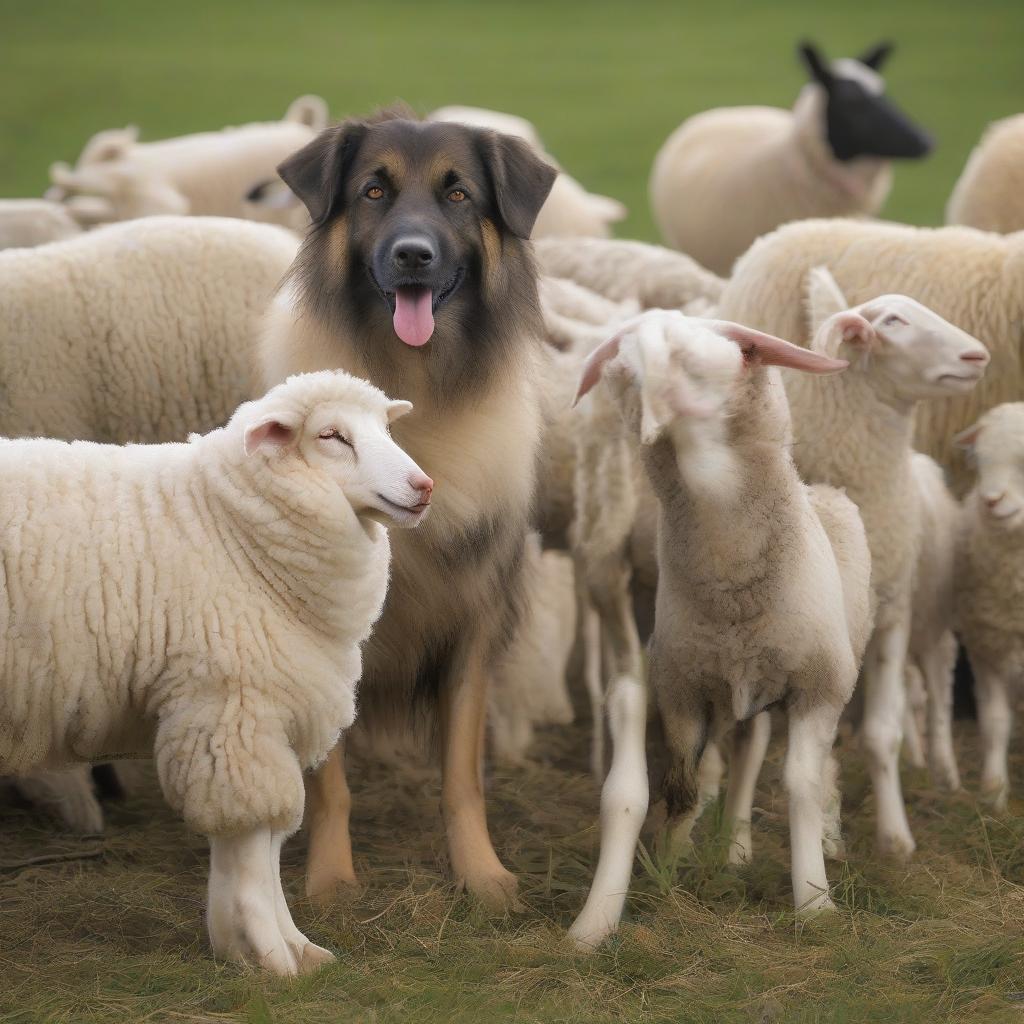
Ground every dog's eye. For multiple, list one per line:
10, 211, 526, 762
447, 189, 467, 203
318, 429, 354, 448
365, 185, 384, 201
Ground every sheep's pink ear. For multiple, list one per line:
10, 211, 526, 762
573, 333, 624, 405
832, 312, 875, 348
953, 423, 982, 452
387, 400, 413, 423
243, 416, 298, 456
711, 321, 849, 375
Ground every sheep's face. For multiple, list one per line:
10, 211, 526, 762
818, 295, 989, 404
241, 373, 433, 529
957, 404, 1024, 529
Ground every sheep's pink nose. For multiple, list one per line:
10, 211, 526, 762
985, 493, 1005, 509
961, 350, 989, 364
411, 472, 433, 505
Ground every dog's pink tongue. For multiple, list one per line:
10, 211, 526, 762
393, 286, 434, 347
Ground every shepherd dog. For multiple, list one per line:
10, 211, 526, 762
260, 108, 557, 907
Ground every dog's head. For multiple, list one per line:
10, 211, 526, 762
278, 109, 556, 393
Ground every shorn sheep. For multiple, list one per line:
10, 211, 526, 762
568, 310, 872, 949
650, 41, 932, 275
46, 95, 327, 228
946, 114, 1024, 233
787, 267, 988, 856
954, 403, 1024, 811
0, 199, 81, 250
0, 370, 431, 975
718, 218, 1022, 494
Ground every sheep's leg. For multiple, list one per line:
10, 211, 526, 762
975, 664, 1012, 812
902, 663, 927, 769
821, 752, 846, 861
581, 592, 606, 782
923, 634, 961, 791
657, 691, 712, 856
568, 673, 648, 950
207, 826, 301, 976
861, 622, 916, 858
304, 742, 358, 904
14, 766, 103, 834
441, 645, 519, 910
786, 704, 839, 914
723, 711, 771, 865
268, 830, 335, 973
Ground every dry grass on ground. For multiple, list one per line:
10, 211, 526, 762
2, 710, 1024, 1023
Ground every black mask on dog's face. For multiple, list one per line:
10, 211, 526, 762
798, 41, 933, 162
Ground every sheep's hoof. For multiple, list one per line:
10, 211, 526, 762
822, 835, 847, 862
463, 866, 522, 914
876, 830, 916, 861
980, 780, 1009, 814
297, 941, 336, 974
305, 874, 361, 909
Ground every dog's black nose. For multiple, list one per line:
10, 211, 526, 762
391, 235, 436, 270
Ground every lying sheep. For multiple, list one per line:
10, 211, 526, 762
0, 370, 431, 974
568, 310, 871, 949
946, 114, 1024, 233
786, 267, 988, 856
718, 218, 1022, 494
489, 537, 576, 765
650, 41, 932, 275
427, 105, 627, 238
954, 403, 1024, 811
47, 96, 327, 228
535, 237, 725, 312
0, 199, 81, 250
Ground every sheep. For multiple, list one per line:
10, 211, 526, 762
650, 41, 932, 275
782, 267, 988, 856
946, 114, 1024, 233
953, 402, 1024, 811
568, 309, 872, 949
904, 453, 962, 790
0, 199, 81, 250
46, 95, 327, 228
718, 217, 1024, 495
0, 369, 432, 974
488, 536, 576, 765
0, 215, 297, 445
426, 105, 627, 238
535, 237, 725, 312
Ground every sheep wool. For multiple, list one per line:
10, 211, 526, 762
0, 199, 81, 250
947, 114, 1024, 233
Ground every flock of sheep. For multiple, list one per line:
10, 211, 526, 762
2, 37, 1024, 973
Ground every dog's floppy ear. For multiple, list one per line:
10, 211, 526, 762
277, 121, 368, 227
478, 131, 557, 239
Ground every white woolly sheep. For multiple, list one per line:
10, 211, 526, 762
946, 114, 1024, 233
535, 237, 725, 311
0, 199, 81, 250
785, 267, 988, 856
427, 105, 627, 238
0, 369, 432, 974
568, 309, 871, 949
718, 217, 1023, 495
904, 453, 962, 790
954, 402, 1024, 811
488, 536, 575, 765
47, 96, 327, 228
650, 42, 931, 275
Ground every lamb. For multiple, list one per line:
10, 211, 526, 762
946, 114, 1024, 233
427, 105, 627, 238
904, 453, 962, 790
954, 402, 1024, 811
783, 267, 988, 856
568, 309, 872, 949
46, 95, 327, 228
0, 370, 432, 974
488, 537, 576, 765
649, 41, 932, 275
718, 217, 1023, 494
0, 199, 81, 250
0, 215, 298, 444
535, 237, 725, 312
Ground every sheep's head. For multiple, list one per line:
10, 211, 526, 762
807, 266, 990, 405
238, 370, 433, 529
956, 404, 1024, 530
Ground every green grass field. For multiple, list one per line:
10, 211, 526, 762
2, 0, 1023, 241
3, 2, 1024, 1021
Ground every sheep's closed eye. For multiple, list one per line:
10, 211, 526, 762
882, 314, 907, 328
318, 429, 354, 448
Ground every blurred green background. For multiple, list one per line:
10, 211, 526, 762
2, 0, 1022, 242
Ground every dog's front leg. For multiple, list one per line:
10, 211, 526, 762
441, 642, 520, 911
